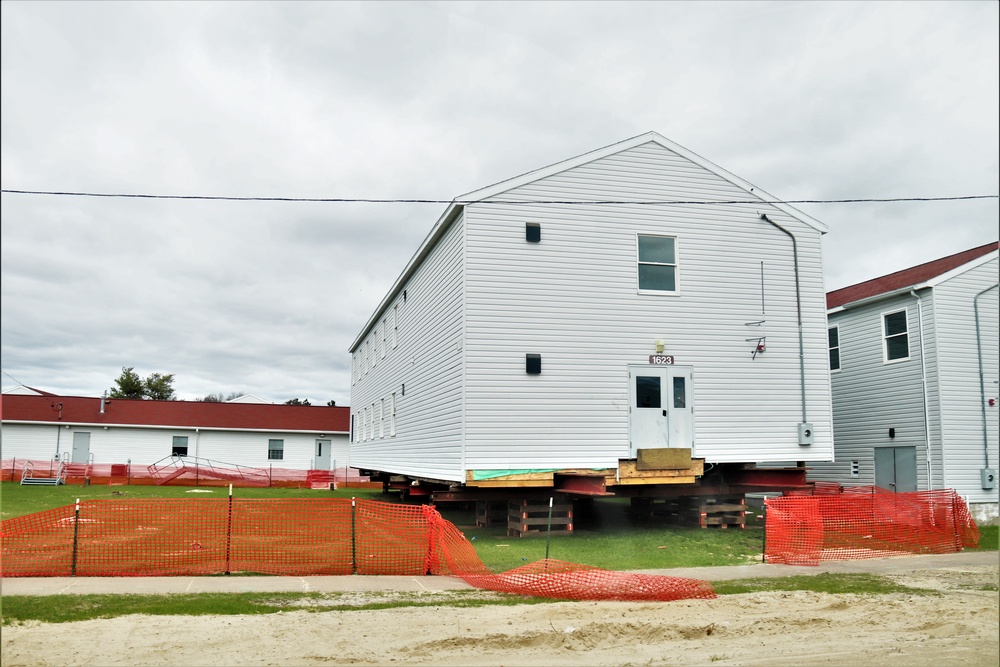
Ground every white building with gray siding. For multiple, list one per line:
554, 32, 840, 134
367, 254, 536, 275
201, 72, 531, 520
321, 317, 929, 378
815, 243, 999, 522
349, 132, 835, 487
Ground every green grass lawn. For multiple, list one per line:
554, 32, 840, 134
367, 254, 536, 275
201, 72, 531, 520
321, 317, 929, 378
0, 481, 385, 521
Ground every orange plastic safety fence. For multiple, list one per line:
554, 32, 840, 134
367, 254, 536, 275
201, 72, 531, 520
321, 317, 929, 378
764, 486, 979, 566
1, 498, 715, 603
426, 511, 716, 602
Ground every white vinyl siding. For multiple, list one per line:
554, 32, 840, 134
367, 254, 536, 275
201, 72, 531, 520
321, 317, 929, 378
815, 253, 999, 517
461, 142, 832, 469
811, 294, 930, 488
0, 424, 349, 471
349, 213, 466, 481
932, 259, 999, 504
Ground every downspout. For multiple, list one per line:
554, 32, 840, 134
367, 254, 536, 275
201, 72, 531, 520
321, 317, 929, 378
909, 290, 934, 488
974, 283, 999, 469
759, 214, 809, 429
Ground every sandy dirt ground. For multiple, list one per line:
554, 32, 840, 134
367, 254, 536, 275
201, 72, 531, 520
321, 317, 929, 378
3, 564, 998, 667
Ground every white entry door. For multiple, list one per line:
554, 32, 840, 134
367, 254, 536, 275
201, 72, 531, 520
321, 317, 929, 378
628, 365, 694, 457
314, 439, 332, 470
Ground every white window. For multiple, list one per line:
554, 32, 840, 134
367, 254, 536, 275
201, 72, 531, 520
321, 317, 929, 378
392, 304, 398, 348
268, 439, 284, 460
372, 327, 378, 367
828, 325, 841, 371
637, 234, 679, 293
381, 318, 388, 358
370, 403, 376, 441
379, 398, 384, 438
882, 309, 909, 362
390, 392, 397, 437
172, 436, 189, 457
363, 407, 369, 441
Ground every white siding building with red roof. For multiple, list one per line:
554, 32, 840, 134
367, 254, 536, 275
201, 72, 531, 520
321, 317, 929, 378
0, 389, 352, 476
816, 242, 999, 522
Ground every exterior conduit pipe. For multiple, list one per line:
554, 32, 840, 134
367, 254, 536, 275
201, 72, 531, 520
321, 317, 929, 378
974, 283, 999, 468
760, 214, 808, 425
910, 290, 934, 488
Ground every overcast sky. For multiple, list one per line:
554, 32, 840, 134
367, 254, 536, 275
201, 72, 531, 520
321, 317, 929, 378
2, 1, 997, 405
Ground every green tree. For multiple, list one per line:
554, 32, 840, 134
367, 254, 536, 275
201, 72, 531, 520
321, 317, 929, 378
144, 373, 176, 401
108, 367, 145, 399
108, 367, 177, 401
284, 398, 312, 406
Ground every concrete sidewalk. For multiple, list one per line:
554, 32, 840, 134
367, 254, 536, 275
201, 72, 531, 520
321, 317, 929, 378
2, 551, 995, 596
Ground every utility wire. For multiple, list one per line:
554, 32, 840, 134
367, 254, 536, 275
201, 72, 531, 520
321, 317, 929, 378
1, 189, 997, 205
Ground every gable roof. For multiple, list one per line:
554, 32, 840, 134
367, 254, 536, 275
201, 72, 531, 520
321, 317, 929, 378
1, 385, 55, 396
350, 131, 826, 351
0, 393, 350, 433
827, 241, 999, 310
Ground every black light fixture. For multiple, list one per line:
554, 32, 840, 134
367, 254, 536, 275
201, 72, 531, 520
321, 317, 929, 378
526, 223, 541, 243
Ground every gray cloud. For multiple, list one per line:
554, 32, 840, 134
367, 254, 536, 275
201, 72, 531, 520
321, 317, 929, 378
2, 1, 997, 403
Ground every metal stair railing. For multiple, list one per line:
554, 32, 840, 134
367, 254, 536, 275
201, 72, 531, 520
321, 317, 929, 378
146, 455, 271, 486
19, 460, 34, 485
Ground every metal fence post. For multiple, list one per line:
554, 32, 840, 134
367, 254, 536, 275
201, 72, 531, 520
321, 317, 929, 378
351, 497, 357, 575
71, 498, 80, 576
225, 484, 233, 575
544, 496, 554, 569
761, 503, 767, 563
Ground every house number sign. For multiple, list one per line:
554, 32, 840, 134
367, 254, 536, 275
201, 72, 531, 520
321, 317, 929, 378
648, 355, 675, 365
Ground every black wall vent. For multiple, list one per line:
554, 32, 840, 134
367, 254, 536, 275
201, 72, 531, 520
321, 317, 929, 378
525, 223, 541, 243
526, 353, 542, 374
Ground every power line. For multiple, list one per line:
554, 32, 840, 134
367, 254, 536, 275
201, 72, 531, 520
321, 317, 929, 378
1, 189, 997, 205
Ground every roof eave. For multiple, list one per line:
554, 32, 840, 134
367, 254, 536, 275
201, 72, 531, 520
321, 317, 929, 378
457, 131, 828, 234
349, 202, 465, 352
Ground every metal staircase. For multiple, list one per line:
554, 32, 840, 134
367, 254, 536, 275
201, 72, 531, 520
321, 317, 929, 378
20, 459, 67, 486
147, 455, 271, 486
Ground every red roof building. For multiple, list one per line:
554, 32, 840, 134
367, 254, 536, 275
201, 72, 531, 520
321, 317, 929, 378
827, 242, 999, 310
1, 389, 352, 480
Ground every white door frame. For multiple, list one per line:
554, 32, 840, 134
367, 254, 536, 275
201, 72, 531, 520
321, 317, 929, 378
627, 364, 694, 457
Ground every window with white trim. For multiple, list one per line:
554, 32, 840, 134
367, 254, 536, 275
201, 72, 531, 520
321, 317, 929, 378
392, 305, 399, 349
882, 309, 910, 362
381, 318, 388, 358
828, 325, 841, 371
379, 398, 385, 438
172, 435, 189, 457
637, 234, 678, 293
390, 392, 397, 437
268, 439, 284, 460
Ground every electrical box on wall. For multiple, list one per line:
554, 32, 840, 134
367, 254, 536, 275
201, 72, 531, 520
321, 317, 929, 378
798, 422, 814, 446
982, 468, 996, 490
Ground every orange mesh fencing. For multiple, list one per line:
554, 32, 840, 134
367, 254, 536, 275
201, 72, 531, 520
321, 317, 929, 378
426, 511, 716, 602
764, 486, 980, 566
0, 498, 716, 603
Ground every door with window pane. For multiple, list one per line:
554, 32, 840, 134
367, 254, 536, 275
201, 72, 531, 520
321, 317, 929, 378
314, 439, 332, 470
628, 365, 694, 456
